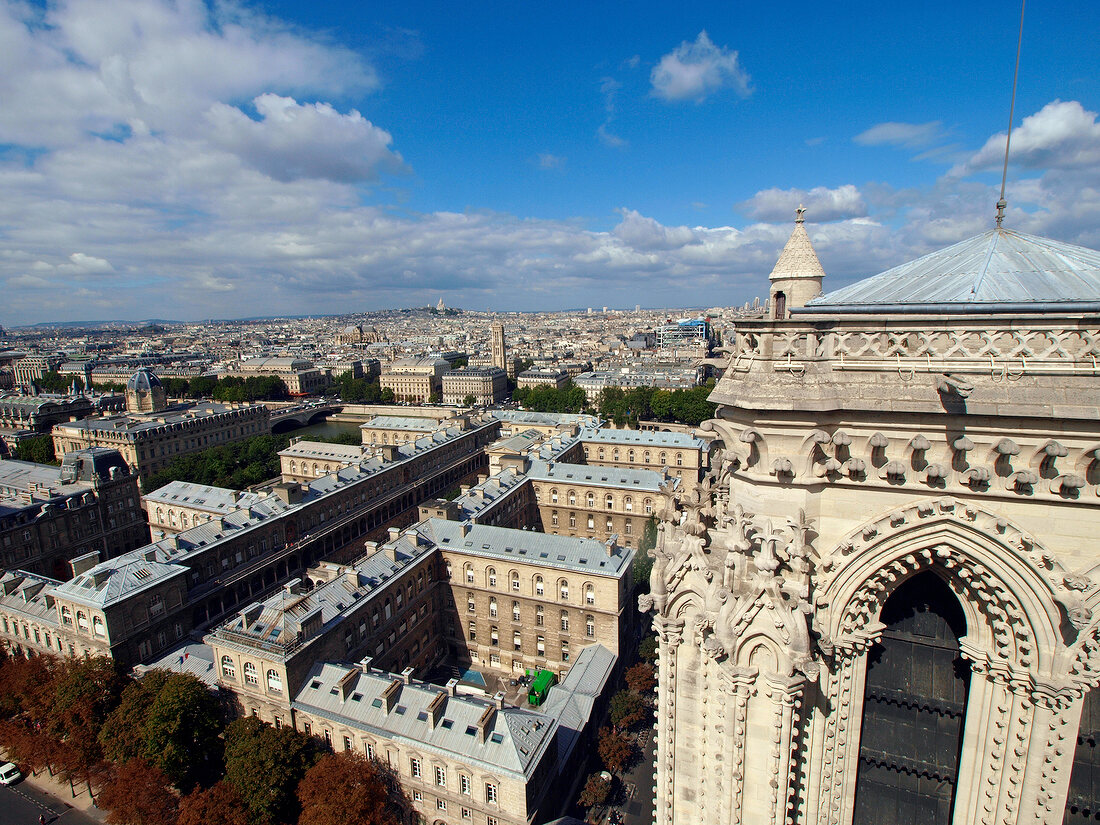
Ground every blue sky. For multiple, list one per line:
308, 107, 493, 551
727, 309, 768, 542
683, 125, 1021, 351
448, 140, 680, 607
1, 0, 1099, 324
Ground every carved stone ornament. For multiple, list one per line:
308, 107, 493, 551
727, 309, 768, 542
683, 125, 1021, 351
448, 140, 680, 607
644, 474, 822, 680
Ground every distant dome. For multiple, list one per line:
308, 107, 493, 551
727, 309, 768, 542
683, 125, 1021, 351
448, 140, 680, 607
127, 369, 162, 393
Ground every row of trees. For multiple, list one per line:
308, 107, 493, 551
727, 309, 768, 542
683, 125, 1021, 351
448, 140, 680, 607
595, 382, 717, 428
0, 653, 411, 825
144, 433, 292, 492
577, 651, 659, 812
327, 371, 394, 404
511, 380, 588, 413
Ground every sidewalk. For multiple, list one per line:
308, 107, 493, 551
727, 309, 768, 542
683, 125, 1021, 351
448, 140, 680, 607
21, 769, 106, 823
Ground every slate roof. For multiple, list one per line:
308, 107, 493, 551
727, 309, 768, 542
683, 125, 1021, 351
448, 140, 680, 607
526, 459, 673, 494
804, 228, 1100, 312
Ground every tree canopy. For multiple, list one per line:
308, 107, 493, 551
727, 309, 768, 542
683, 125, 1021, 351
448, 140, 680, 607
223, 716, 321, 825
97, 758, 179, 825
596, 382, 717, 427
512, 379, 588, 413
100, 670, 224, 791
297, 751, 412, 825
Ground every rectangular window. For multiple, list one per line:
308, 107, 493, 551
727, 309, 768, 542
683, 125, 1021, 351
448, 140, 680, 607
485, 783, 498, 804
437, 799, 447, 811
343, 736, 352, 751
461, 775, 471, 795
462, 807, 472, 819
411, 758, 422, 779
514, 631, 522, 651
413, 791, 423, 802
468, 621, 476, 642
435, 766, 446, 787
536, 636, 545, 656
366, 742, 375, 760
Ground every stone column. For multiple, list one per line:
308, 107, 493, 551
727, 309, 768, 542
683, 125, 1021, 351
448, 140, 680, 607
654, 616, 684, 825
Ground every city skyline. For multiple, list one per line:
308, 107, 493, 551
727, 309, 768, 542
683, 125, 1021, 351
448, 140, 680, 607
2, 0, 1099, 325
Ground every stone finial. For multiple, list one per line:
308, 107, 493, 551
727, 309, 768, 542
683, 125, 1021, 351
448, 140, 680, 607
796, 204, 806, 224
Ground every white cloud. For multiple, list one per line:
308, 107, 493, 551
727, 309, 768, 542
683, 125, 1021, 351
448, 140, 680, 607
650, 31, 750, 103
536, 153, 566, 170
739, 185, 868, 223
205, 94, 403, 183
855, 121, 945, 148
950, 100, 1100, 177
0, 0, 377, 148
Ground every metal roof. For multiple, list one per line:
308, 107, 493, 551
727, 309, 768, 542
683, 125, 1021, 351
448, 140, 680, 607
803, 228, 1100, 312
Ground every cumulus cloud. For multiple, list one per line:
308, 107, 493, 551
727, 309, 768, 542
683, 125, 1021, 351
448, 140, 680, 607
855, 121, 945, 148
0, 0, 377, 147
949, 100, 1100, 177
738, 185, 868, 223
596, 77, 627, 148
206, 94, 403, 183
650, 31, 750, 103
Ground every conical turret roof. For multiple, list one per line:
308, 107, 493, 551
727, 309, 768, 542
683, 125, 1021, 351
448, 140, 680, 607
769, 207, 826, 282
803, 227, 1100, 313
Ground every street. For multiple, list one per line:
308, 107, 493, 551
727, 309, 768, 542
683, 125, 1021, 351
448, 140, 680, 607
0, 781, 100, 825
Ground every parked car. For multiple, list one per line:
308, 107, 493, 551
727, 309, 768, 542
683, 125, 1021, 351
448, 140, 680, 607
0, 762, 21, 785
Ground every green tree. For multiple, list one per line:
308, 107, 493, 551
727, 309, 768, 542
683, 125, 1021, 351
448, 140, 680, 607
187, 376, 218, 398
609, 689, 646, 729
638, 635, 658, 662
97, 758, 179, 825
297, 751, 413, 825
162, 377, 190, 397
224, 716, 321, 825
101, 670, 224, 791
38, 370, 83, 393
462, 394, 476, 406
14, 434, 57, 465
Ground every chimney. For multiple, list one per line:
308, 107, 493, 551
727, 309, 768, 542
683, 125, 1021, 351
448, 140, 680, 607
445, 677, 459, 696
605, 535, 618, 557
476, 704, 497, 743
401, 666, 415, 684
477, 474, 488, 484
493, 690, 506, 709
358, 656, 374, 673
69, 550, 101, 578
460, 521, 472, 537
362, 541, 379, 557
388, 527, 402, 542
338, 667, 358, 701
382, 678, 402, 713
428, 691, 447, 728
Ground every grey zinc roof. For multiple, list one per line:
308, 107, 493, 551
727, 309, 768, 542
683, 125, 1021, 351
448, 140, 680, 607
142, 481, 271, 515
526, 459, 674, 494
580, 427, 703, 449
804, 228, 1100, 312
419, 518, 633, 578
0, 570, 62, 628
291, 662, 558, 779
53, 554, 189, 608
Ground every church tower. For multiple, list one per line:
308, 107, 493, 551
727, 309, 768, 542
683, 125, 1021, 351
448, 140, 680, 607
645, 224, 1100, 825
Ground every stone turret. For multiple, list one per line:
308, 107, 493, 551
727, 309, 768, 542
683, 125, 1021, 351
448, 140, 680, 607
767, 205, 824, 319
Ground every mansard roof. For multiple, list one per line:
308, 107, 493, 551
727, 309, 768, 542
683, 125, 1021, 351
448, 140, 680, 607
802, 227, 1100, 313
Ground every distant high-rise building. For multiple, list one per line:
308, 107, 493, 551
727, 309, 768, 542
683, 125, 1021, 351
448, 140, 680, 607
490, 322, 514, 378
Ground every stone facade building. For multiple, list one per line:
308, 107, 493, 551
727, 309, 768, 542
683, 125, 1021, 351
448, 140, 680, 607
0, 448, 149, 580
1, 421, 500, 667
380, 357, 450, 403
527, 459, 671, 551
442, 367, 508, 406
51, 385, 271, 489
644, 214, 1100, 825
581, 428, 707, 491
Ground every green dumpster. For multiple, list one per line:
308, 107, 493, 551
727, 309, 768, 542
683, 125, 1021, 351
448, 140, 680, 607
527, 669, 556, 706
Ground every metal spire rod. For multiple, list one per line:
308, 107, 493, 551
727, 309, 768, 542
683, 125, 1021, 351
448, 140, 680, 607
996, 0, 1026, 228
